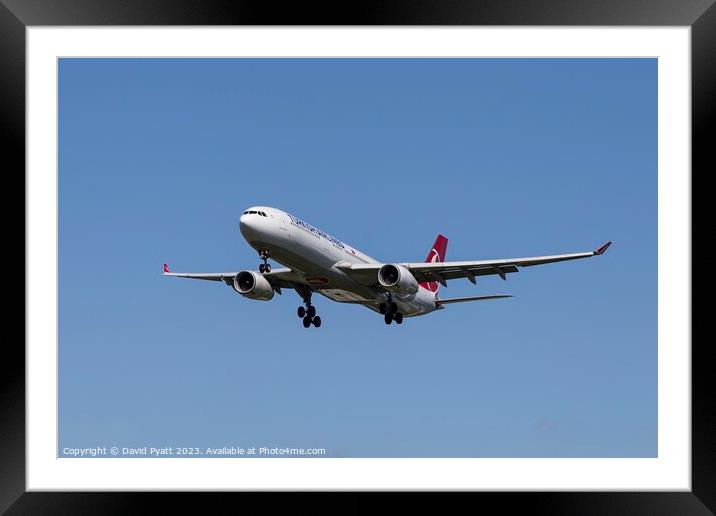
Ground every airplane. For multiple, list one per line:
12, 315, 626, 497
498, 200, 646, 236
163, 206, 611, 328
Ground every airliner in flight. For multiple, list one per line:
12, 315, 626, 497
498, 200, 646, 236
164, 206, 611, 328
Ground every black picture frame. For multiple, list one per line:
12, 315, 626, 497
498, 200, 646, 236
4, 1, 710, 513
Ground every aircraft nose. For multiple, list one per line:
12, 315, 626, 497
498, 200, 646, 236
239, 213, 258, 240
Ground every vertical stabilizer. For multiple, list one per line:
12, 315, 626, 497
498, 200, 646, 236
419, 234, 448, 294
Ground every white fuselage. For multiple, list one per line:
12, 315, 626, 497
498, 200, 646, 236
239, 206, 437, 317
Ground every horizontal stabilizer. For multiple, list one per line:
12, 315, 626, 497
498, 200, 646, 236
436, 294, 513, 306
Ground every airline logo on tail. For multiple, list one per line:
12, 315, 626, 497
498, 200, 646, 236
419, 234, 448, 294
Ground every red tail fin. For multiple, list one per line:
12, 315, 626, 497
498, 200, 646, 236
419, 234, 448, 294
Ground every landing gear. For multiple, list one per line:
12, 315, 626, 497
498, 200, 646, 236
379, 302, 397, 315
381, 298, 403, 325
296, 285, 321, 329
258, 250, 271, 273
301, 312, 321, 329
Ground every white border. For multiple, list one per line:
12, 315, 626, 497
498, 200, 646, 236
27, 27, 691, 490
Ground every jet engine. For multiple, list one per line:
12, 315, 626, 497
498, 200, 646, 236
233, 271, 274, 301
378, 264, 419, 295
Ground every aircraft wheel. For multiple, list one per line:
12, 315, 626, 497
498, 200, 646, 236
259, 264, 266, 273
389, 302, 398, 314
379, 303, 386, 314
384, 313, 393, 325
265, 264, 271, 273
297, 306, 306, 318
313, 316, 322, 328
307, 305, 316, 318
302, 316, 312, 328
394, 313, 403, 324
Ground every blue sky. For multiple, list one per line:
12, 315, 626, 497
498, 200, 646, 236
58, 58, 656, 458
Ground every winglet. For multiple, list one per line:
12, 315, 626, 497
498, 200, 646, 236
593, 241, 612, 255
163, 263, 170, 274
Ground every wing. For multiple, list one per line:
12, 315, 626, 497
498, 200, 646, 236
162, 263, 305, 290
337, 241, 611, 286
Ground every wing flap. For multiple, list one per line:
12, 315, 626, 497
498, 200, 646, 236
413, 265, 519, 283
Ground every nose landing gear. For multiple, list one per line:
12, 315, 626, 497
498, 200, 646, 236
258, 249, 272, 273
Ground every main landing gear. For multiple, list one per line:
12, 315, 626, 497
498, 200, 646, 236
379, 299, 403, 325
258, 249, 272, 273
296, 285, 321, 328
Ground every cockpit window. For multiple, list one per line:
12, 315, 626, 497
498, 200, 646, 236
243, 211, 249, 214
259, 211, 266, 217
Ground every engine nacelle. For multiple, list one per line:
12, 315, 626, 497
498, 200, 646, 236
378, 264, 419, 295
232, 271, 274, 301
